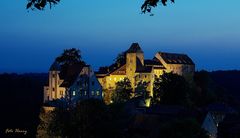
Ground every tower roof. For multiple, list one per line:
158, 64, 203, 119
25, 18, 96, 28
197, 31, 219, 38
126, 43, 143, 53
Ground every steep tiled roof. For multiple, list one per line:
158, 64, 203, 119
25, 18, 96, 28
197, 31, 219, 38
126, 43, 143, 53
96, 59, 126, 76
158, 52, 194, 65
135, 66, 153, 73
59, 63, 85, 87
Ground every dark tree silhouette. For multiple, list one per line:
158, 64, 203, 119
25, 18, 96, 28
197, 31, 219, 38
55, 48, 84, 66
26, 0, 60, 10
112, 77, 133, 103
153, 72, 192, 106
26, 0, 174, 13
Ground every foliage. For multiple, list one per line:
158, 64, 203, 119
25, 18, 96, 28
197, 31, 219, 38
141, 0, 175, 14
135, 81, 150, 98
103, 89, 114, 105
48, 107, 71, 137
152, 76, 162, 105
36, 108, 54, 138
55, 48, 85, 77
70, 99, 110, 138
193, 70, 218, 106
56, 48, 85, 67
26, 0, 174, 13
153, 72, 192, 106
112, 77, 133, 103
157, 118, 209, 138
37, 99, 132, 138
26, 0, 60, 10
114, 52, 126, 64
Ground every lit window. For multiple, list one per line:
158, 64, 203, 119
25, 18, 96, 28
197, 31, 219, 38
84, 91, 87, 95
91, 91, 94, 95
60, 90, 63, 95
114, 78, 116, 81
96, 91, 100, 96
109, 78, 112, 81
73, 91, 76, 96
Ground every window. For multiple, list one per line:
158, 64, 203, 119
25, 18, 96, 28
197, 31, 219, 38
145, 75, 147, 78
52, 88, 55, 91
84, 91, 87, 95
114, 78, 116, 81
92, 81, 95, 86
91, 91, 94, 96
73, 91, 76, 96
96, 91, 100, 96
109, 78, 112, 81
60, 90, 63, 95
52, 74, 55, 78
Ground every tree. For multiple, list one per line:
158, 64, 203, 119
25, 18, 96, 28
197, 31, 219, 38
152, 76, 162, 105
56, 48, 85, 67
103, 89, 114, 105
141, 0, 175, 14
157, 118, 209, 138
70, 99, 110, 138
153, 72, 192, 106
114, 52, 126, 64
26, 0, 60, 10
112, 77, 133, 103
135, 81, 150, 98
55, 48, 85, 78
26, 0, 174, 13
36, 108, 55, 138
39, 99, 112, 138
135, 81, 151, 107
192, 70, 218, 106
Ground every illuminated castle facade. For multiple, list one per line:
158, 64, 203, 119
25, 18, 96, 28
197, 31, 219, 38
96, 43, 195, 97
43, 62, 102, 104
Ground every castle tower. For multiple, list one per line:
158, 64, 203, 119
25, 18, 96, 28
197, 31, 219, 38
126, 43, 144, 89
44, 62, 62, 102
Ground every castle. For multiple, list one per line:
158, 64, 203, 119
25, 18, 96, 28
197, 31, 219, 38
95, 43, 195, 97
43, 62, 102, 104
44, 43, 195, 104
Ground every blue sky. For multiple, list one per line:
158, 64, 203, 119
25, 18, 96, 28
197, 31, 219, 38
0, 0, 240, 73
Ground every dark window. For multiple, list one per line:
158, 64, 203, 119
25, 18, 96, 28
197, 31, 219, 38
52, 74, 55, 78
52, 88, 55, 91
145, 75, 147, 78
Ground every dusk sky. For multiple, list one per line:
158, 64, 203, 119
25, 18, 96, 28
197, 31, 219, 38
0, 0, 240, 73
